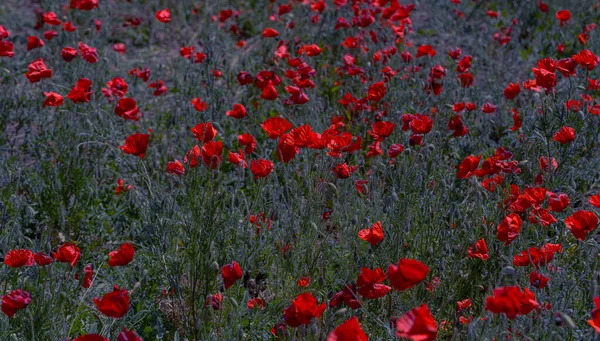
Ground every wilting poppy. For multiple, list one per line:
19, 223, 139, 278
34, 252, 53, 266
529, 271, 550, 289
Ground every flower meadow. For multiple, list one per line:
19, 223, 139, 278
1, 0, 600, 340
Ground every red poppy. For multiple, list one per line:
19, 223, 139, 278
532, 67, 556, 89
573, 50, 597, 71
52, 242, 80, 266
297, 277, 310, 287
43, 11, 61, 25
238, 133, 257, 154
496, 213, 522, 245
409, 115, 433, 134
395, 304, 438, 341
226, 103, 247, 119
261, 117, 293, 139
103, 77, 128, 99
456, 155, 481, 179
34, 252, 53, 266
588, 297, 600, 334
228, 150, 247, 168
547, 192, 570, 212
553, 126, 575, 144
81, 264, 93, 288
94, 285, 130, 318
260, 82, 279, 100
62, 21, 77, 32
70, 0, 99, 10
555, 10, 571, 26
43, 92, 64, 107
1, 289, 31, 318
327, 317, 368, 341
221, 261, 243, 289
119, 133, 150, 159
66, 78, 93, 103
388, 144, 405, 158
108, 243, 135, 267
276, 133, 299, 163
156, 9, 171, 23
262, 28, 279, 38
358, 221, 384, 246
27, 36, 44, 50
416, 45, 436, 58
191, 122, 217, 143
467, 238, 489, 260
74, 335, 108, 341
117, 329, 142, 341
530, 271, 550, 289
115, 98, 140, 121
201, 141, 223, 169
387, 258, 429, 291
148, 80, 168, 96
481, 102, 497, 113
283, 292, 326, 327
167, 160, 185, 175
513, 243, 562, 267
484, 286, 539, 319
368, 121, 395, 141
589, 193, 600, 208
556, 58, 577, 77
332, 163, 357, 179
564, 210, 598, 240
191, 98, 207, 112
4, 249, 34, 267
113, 43, 126, 53
250, 159, 274, 180
356, 267, 391, 299
77, 42, 98, 63
25, 59, 52, 83
504, 83, 521, 100
367, 82, 386, 102
248, 298, 266, 310
0, 40, 14, 58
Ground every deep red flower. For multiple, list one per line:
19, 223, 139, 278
94, 285, 130, 318
117, 329, 143, 341
66, 78, 93, 103
27, 36, 44, 51
532, 67, 556, 89
250, 159, 274, 180
201, 141, 223, 169
553, 126, 575, 144
555, 10, 571, 26
387, 258, 429, 291
238, 133, 257, 154
409, 115, 433, 134
78, 42, 98, 63
456, 155, 481, 179
588, 297, 600, 334
513, 243, 562, 267
484, 286, 539, 319
530, 271, 550, 289
42, 12, 61, 25
43, 92, 64, 107
564, 210, 598, 240
4, 249, 34, 267
115, 98, 140, 121
589, 193, 600, 208
367, 82, 386, 102
167, 160, 185, 175
330, 284, 362, 309
573, 50, 597, 71
504, 83, 521, 100
156, 9, 171, 23
0, 40, 14, 58
368, 121, 395, 141
191, 122, 217, 143
327, 317, 368, 341
467, 238, 489, 260
261, 117, 293, 139
332, 163, 357, 179
388, 144, 405, 158
191, 98, 207, 112
547, 192, 570, 212
148, 80, 168, 96
70, 0, 99, 10
283, 292, 326, 327
262, 28, 279, 38
81, 264, 93, 288
416, 45, 436, 58
356, 267, 391, 299
228, 150, 247, 168
226, 103, 247, 119
52, 242, 80, 266
34, 252, 53, 266
119, 133, 150, 159
276, 133, 299, 163
1, 289, 31, 318
25, 59, 52, 83
74, 335, 108, 341
108, 243, 135, 267
221, 261, 243, 289
395, 304, 438, 341
496, 213, 522, 245
358, 221, 384, 246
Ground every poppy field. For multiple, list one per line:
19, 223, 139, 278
2, 0, 600, 340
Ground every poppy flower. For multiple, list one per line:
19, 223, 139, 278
148, 80, 168, 96
368, 121, 395, 141
276, 134, 299, 163
117, 329, 142, 341
529, 271, 549, 289
409, 115, 433, 134
66, 78, 93, 103
156, 8, 171, 23
191, 122, 217, 143
298, 277, 310, 287
108, 243, 134, 267
167, 160, 185, 175
332, 163, 357, 179
547, 193, 570, 212
395, 304, 438, 341
589, 193, 600, 208
44, 30, 58, 40
27, 36, 44, 50
43, 92, 64, 107
226, 103, 247, 119
553, 126, 575, 144
201, 141, 223, 169
247, 298, 266, 310
113, 43, 126, 53
367, 82, 386, 102
103, 77, 128, 99
70, 0, 99, 10
78, 42, 98, 63
358, 221, 384, 246
481, 102, 497, 113
260, 82, 279, 100
221, 261, 242, 289
564, 210, 598, 240
62, 21, 76, 32
262, 28, 279, 38
456, 155, 481, 179
191, 98, 207, 112
467, 238, 489, 260
283, 292, 326, 327
261, 117, 293, 139
504, 83, 521, 100
115, 98, 140, 121
1, 289, 31, 318
532, 67, 556, 89
115, 179, 133, 195
556, 58, 577, 77
330, 284, 362, 309
555, 10, 571, 26
0, 40, 14, 58
356, 267, 391, 299
250, 159, 274, 180
119, 133, 150, 159
4, 249, 34, 267
238, 133, 257, 154
416, 45, 436, 58
94, 285, 130, 318
228, 150, 247, 168
513, 243, 562, 267
25, 59, 52, 83
588, 297, 600, 334
388, 144, 405, 158
496, 213, 522, 245
74, 335, 108, 341
0, 25, 9, 39
327, 317, 368, 341
387, 258, 429, 291
573, 50, 597, 71
52, 242, 80, 266
81, 264, 94, 288
34, 252, 53, 266
484, 286, 539, 319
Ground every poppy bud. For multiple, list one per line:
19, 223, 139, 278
352, 215, 358, 225
309, 322, 319, 335
334, 308, 348, 316
501, 266, 516, 276
212, 261, 220, 272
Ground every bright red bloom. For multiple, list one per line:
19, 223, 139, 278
589, 193, 600, 208
356, 267, 391, 299
4, 249, 34, 267
388, 144, 405, 158
588, 297, 600, 334
276, 133, 299, 163
27, 36, 44, 51
456, 155, 481, 179
467, 238, 489, 260
261, 117, 293, 139
148, 80, 168, 96
262, 28, 279, 38
532, 67, 556, 89
52, 242, 80, 266
119, 133, 150, 159
25, 59, 52, 83
416, 45, 436, 58
191, 122, 217, 143
553, 126, 575, 144
191, 98, 207, 112
94, 285, 130, 318
564, 210, 598, 240
547, 193, 570, 212
66, 78, 93, 103
327, 317, 368, 341
113, 43, 126, 53
409, 115, 433, 134
283, 292, 326, 327
555, 10, 571, 26
248, 298, 266, 310
530, 271, 550, 289
228, 150, 247, 168
226, 103, 247, 119
81, 264, 93, 288
117, 329, 143, 341
238, 133, 257, 154
557, 58, 577, 77
504, 83, 521, 100
78, 42, 98, 63
167, 160, 185, 175
43, 92, 64, 107
367, 82, 386, 102
331, 284, 362, 309
201, 141, 223, 169
103, 77, 128, 99
395, 304, 438, 341
221, 261, 243, 289
74, 335, 108, 341
108, 243, 135, 267
34, 252, 53, 266
496, 213, 522, 245
332, 163, 357, 179
368, 121, 395, 141
573, 50, 597, 71
0, 25, 9, 39
1, 289, 31, 318
513, 243, 562, 267
250, 159, 274, 180
0, 40, 14, 58
156, 9, 171, 23
115, 98, 140, 121
484, 286, 539, 319
358, 221, 384, 246
70, 0, 99, 10
298, 277, 310, 287
387, 258, 429, 291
